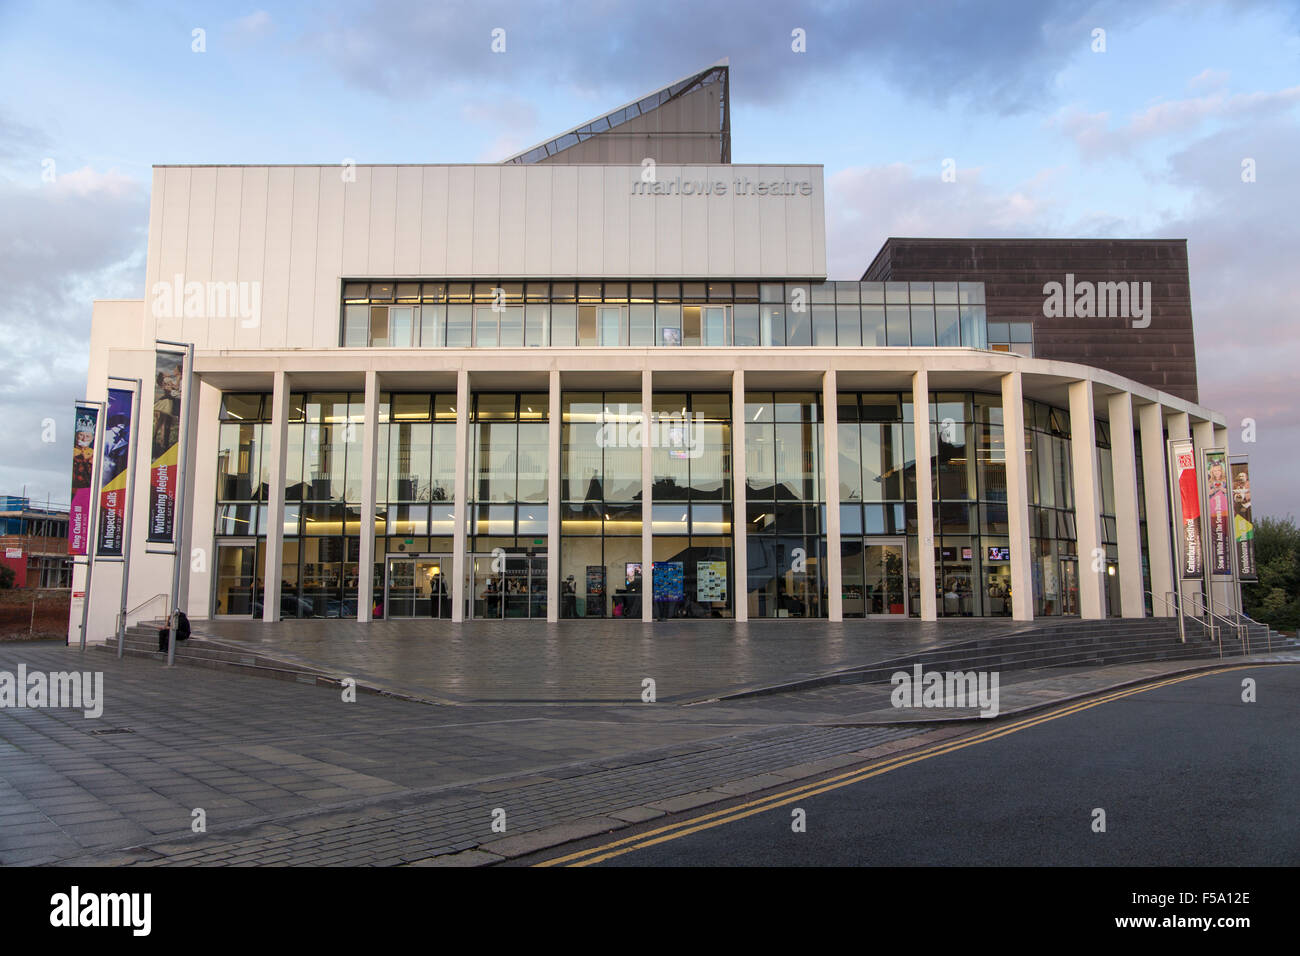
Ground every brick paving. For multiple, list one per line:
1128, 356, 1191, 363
3, 638, 1295, 866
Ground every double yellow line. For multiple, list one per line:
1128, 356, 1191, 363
537, 665, 1258, 867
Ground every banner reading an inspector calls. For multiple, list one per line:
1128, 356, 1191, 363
1231, 460, 1257, 581
1203, 449, 1232, 577
147, 349, 184, 544
68, 404, 99, 556
95, 388, 133, 557
1171, 439, 1203, 579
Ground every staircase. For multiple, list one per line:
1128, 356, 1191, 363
93, 619, 338, 687
723, 617, 1300, 700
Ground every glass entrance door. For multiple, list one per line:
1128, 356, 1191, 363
1059, 557, 1080, 616
470, 552, 548, 619
214, 542, 259, 617
864, 538, 907, 616
385, 555, 451, 619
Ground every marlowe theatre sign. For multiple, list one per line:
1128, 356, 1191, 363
630, 174, 813, 198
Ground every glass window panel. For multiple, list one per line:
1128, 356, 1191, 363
629, 304, 655, 347
885, 282, 909, 304
936, 305, 960, 347
419, 304, 444, 347
598, 305, 623, 346
785, 305, 811, 346
525, 304, 548, 346
733, 304, 759, 347
499, 306, 524, 348
343, 305, 369, 346
836, 305, 861, 346
652, 504, 689, 534
934, 282, 959, 304
682, 306, 702, 346
369, 306, 388, 347
838, 423, 862, 501
910, 305, 936, 347
550, 304, 576, 346
702, 306, 728, 346
1009, 322, 1034, 343
759, 283, 783, 303
886, 305, 910, 346
656, 304, 681, 346
474, 306, 499, 347
445, 305, 472, 348
516, 505, 548, 535
812, 305, 836, 345
759, 305, 785, 346
862, 304, 886, 346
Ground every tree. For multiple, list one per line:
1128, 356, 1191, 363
0, 565, 13, 589
1242, 514, 1300, 630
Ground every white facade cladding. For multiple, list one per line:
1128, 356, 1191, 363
141, 162, 826, 352
72, 66, 1238, 644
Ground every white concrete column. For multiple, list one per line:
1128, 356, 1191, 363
1001, 371, 1033, 621
731, 369, 748, 622
822, 369, 842, 622
261, 370, 289, 622
547, 369, 561, 622
1107, 391, 1144, 617
187, 379, 222, 619
1068, 380, 1105, 619
451, 368, 469, 623
911, 369, 937, 621
1167, 411, 1196, 617
1137, 402, 1174, 616
1213, 424, 1240, 614
641, 369, 654, 622
357, 369, 379, 622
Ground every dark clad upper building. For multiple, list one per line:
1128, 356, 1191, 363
863, 238, 1199, 403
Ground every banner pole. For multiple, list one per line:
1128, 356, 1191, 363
109, 376, 142, 659
162, 342, 194, 668
77, 401, 106, 652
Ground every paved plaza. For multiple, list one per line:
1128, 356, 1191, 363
2, 630, 1296, 866
199, 617, 1033, 703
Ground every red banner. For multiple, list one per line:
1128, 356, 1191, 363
1171, 440, 1202, 579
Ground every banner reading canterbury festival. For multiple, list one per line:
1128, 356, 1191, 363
1203, 449, 1232, 576
1231, 460, 1257, 581
147, 349, 185, 544
95, 387, 133, 556
1171, 439, 1203, 579
68, 403, 99, 556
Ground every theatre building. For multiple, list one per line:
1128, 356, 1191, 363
72, 62, 1240, 641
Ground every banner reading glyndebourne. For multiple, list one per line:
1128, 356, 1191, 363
68, 403, 99, 556
147, 349, 184, 544
95, 387, 133, 557
1203, 449, 1232, 577
1170, 439, 1203, 579
1231, 460, 1257, 581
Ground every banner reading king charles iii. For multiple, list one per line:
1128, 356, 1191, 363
1231, 460, 1257, 581
68, 403, 99, 556
95, 387, 134, 556
147, 349, 185, 544
1170, 439, 1203, 579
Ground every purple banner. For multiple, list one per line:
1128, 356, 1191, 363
68, 404, 99, 556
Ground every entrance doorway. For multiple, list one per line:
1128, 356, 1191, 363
384, 555, 452, 619
470, 552, 548, 619
214, 541, 260, 618
1059, 557, 1080, 616
864, 537, 908, 616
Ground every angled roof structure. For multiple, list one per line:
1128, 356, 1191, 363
501, 60, 731, 165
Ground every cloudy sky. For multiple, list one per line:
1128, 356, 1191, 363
1, 0, 1297, 516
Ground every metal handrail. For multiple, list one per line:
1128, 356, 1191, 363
124, 592, 170, 619
1147, 589, 1189, 644
1212, 598, 1263, 653
1186, 594, 1243, 657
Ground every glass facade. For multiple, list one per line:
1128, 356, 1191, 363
206, 381, 1162, 624
651, 393, 733, 618
341, 280, 989, 351
745, 391, 823, 618
561, 392, 643, 619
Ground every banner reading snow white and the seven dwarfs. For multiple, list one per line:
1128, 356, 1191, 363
1203, 449, 1232, 577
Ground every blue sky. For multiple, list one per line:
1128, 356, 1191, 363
1, 0, 1298, 516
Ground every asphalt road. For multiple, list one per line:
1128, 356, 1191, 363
553, 664, 1300, 866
